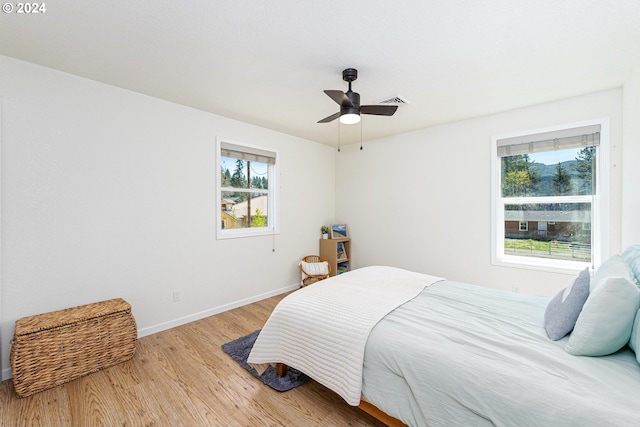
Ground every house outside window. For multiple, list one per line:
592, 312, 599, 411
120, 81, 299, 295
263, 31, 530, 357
491, 119, 610, 272
216, 137, 278, 239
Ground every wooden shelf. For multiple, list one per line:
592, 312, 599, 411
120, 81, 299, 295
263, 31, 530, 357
320, 238, 351, 277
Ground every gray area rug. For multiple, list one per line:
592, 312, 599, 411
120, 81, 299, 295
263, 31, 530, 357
222, 329, 310, 392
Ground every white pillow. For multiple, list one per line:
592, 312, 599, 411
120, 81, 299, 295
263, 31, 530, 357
565, 277, 640, 356
622, 245, 640, 286
300, 261, 329, 276
590, 255, 634, 292
629, 309, 640, 354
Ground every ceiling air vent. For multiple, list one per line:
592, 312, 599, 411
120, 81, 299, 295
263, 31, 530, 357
375, 94, 410, 106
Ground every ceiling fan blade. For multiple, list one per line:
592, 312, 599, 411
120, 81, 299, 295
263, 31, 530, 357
325, 90, 353, 107
317, 111, 341, 123
360, 105, 398, 116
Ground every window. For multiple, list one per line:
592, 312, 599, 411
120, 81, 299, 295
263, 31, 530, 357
491, 119, 610, 272
216, 137, 278, 239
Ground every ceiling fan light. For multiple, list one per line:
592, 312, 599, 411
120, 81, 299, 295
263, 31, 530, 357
340, 113, 361, 125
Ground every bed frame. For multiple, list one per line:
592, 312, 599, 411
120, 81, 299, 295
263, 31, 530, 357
276, 363, 407, 427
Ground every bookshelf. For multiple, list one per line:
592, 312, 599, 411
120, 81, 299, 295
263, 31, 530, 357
319, 238, 351, 276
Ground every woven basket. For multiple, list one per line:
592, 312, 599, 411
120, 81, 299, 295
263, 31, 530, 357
10, 298, 137, 398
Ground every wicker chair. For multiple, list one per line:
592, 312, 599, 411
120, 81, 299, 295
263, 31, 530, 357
299, 255, 331, 287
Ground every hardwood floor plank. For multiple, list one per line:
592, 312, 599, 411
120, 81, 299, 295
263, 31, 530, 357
0, 293, 386, 427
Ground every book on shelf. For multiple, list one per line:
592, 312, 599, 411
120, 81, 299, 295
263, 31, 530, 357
337, 262, 350, 274
336, 242, 347, 261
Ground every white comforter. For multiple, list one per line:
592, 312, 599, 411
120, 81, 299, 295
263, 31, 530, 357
362, 281, 640, 427
247, 266, 443, 405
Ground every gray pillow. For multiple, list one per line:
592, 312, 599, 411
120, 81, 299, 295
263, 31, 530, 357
544, 268, 590, 341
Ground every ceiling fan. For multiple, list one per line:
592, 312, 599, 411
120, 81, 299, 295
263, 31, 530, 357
318, 68, 398, 125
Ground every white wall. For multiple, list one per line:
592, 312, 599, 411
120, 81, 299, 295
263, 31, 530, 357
336, 89, 623, 296
622, 66, 640, 248
1, 53, 635, 380
0, 55, 335, 378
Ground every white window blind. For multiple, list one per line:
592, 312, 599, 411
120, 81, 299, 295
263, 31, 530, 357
220, 142, 276, 165
496, 124, 600, 157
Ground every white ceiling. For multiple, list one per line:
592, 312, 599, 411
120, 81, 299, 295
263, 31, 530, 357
1, 1, 639, 146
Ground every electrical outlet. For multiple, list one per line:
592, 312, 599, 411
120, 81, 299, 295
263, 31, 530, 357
173, 290, 182, 302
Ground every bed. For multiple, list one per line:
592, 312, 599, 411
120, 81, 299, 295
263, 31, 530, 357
248, 245, 640, 427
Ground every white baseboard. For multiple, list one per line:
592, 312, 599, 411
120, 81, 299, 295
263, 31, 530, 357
137, 282, 298, 338
1, 283, 299, 381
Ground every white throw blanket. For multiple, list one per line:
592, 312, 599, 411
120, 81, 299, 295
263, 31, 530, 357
247, 265, 444, 405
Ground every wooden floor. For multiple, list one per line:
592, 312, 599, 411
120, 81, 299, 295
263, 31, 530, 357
0, 293, 386, 427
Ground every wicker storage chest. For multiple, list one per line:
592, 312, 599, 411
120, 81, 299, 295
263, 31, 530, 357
10, 298, 137, 398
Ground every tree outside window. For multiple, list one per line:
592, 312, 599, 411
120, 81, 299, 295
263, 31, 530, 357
492, 120, 609, 271
216, 139, 277, 239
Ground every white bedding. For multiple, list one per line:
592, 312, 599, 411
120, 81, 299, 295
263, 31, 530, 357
362, 281, 640, 427
247, 266, 443, 405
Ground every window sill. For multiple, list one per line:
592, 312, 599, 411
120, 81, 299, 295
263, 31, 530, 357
493, 254, 591, 275
217, 228, 278, 240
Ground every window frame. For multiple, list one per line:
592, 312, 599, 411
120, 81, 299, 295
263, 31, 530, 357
216, 137, 279, 240
490, 118, 610, 274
